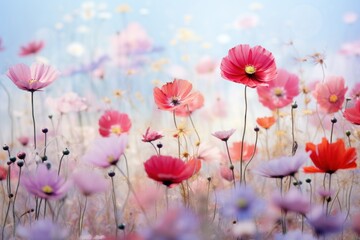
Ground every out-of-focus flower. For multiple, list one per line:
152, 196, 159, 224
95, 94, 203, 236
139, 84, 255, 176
0, 37, 4, 51
256, 116, 276, 129
275, 230, 316, 240
232, 220, 257, 238
116, 4, 132, 13
17, 219, 68, 240
18, 136, 29, 146
19, 40, 44, 57
0, 166, 7, 181
83, 135, 128, 168
351, 213, 360, 236
144, 155, 195, 187
272, 189, 310, 215
61, 55, 109, 77
229, 141, 255, 161
141, 207, 200, 239
174, 91, 204, 117
212, 129, 236, 142
220, 166, 235, 182
218, 185, 263, 220
197, 143, 222, 162
256, 69, 300, 110
195, 56, 218, 74
98, 110, 131, 137
306, 207, 344, 236
344, 99, 360, 125
7, 63, 59, 92
253, 151, 308, 178
220, 44, 277, 88
72, 170, 108, 196
234, 14, 259, 30
303, 138, 357, 173
350, 83, 360, 100
339, 40, 360, 56
343, 12, 358, 24
153, 78, 199, 111
46, 92, 88, 114
142, 127, 163, 142
22, 164, 68, 200
312, 76, 348, 113
66, 42, 85, 57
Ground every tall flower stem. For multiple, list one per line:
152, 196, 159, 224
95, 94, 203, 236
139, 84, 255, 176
224, 141, 236, 188
239, 86, 248, 184
173, 111, 181, 158
110, 176, 119, 237
79, 196, 88, 236
243, 128, 259, 185
187, 105, 201, 150
30, 91, 37, 150
12, 167, 22, 236
291, 103, 297, 156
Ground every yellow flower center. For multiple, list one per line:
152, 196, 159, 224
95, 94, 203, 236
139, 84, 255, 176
110, 125, 122, 135
28, 79, 38, 84
245, 65, 256, 75
42, 185, 53, 195
274, 88, 283, 97
237, 198, 248, 209
329, 94, 338, 103
107, 155, 117, 164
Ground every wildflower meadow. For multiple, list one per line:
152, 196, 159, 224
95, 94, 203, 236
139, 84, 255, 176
0, 1, 359, 239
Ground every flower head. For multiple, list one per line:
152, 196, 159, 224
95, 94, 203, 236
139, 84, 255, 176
98, 110, 131, 137
83, 135, 128, 168
46, 92, 88, 114
153, 78, 199, 111
17, 219, 68, 240
312, 76, 348, 113
21, 164, 68, 200
0, 166, 7, 181
144, 155, 196, 187
19, 40, 44, 56
303, 138, 357, 174
72, 170, 108, 196
220, 44, 277, 88
174, 91, 204, 117
142, 127, 163, 142
256, 116, 276, 129
272, 189, 310, 215
7, 63, 59, 92
256, 69, 300, 110
306, 207, 344, 236
229, 141, 255, 161
212, 129, 236, 141
344, 99, 360, 125
350, 83, 360, 100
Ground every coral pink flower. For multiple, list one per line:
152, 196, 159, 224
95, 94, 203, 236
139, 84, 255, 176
229, 141, 255, 161
144, 155, 195, 187
7, 63, 59, 92
19, 40, 44, 56
195, 56, 218, 74
212, 129, 236, 141
0, 166, 7, 181
142, 127, 163, 142
312, 76, 348, 113
153, 79, 199, 111
174, 91, 204, 117
256, 69, 300, 110
220, 44, 277, 88
350, 83, 360, 100
344, 100, 360, 125
98, 110, 131, 137
256, 116, 276, 129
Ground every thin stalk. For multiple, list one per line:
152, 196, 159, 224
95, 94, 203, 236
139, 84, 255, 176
291, 104, 297, 156
244, 129, 259, 184
58, 153, 66, 176
2, 198, 11, 240
187, 105, 201, 149
330, 120, 335, 144
239, 86, 248, 185
111, 177, 119, 237
30, 91, 37, 150
12, 167, 22, 236
224, 141, 236, 188
149, 142, 159, 155
79, 197, 88, 236
173, 111, 181, 158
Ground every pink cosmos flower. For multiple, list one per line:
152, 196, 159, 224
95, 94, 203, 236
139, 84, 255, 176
312, 76, 348, 113
195, 56, 218, 74
174, 91, 204, 117
344, 100, 360, 125
142, 127, 163, 142
98, 110, 131, 137
72, 170, 108, 196
21, 164, 68, 200
83, 135, 128, 168
7, 63, 59, 92
339, 40, 360, 56
256, 69, 300, 110
153, 79, 199, 111
220, 44, 277, 88
19, 40, 44, 56
272, 189, 310, 215
212, 129, 236, 141
350, 83, 360, 100
46, 92, 88, 114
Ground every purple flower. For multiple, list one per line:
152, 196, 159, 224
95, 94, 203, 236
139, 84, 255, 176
253, 151, 308, 178
21, 164, 68, 200
17, 219, 68, 240
307, 206, 345, 236
275, 230, 316, 240
218, 185, 263, 220
272, 189, 310, 215
72, 170, 109, 196
212, 129, 236, 141
82, 135, 128, 168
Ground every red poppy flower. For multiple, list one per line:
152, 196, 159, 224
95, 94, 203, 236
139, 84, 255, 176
344, 100, 360, 125
303, 138, 357, 174
98, 110, 131, 137
144, 155, 196, 187
256, 116, 276, 129
220, 44, 277, 88
153, 79, 199, 111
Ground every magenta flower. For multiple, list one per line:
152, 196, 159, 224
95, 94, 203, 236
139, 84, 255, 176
98, 110, 132, 137
19, 40, 45, 57
212, 129, 236, 141
220, 44, 277, 88
256, 69, 300, 110
21, 164, 68, 200
142, 127, 164, 142
7, 63, 59, 92
72, 170, 108, 196
83, 135, 128, 168
312, 76, 348, 113
272, 189, 310, 215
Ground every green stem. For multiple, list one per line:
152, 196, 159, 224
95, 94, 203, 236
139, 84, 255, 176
239, 86, 248, 184
30, 91, 37, 150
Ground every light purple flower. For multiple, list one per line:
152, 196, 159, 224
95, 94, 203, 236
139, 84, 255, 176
72, 170, 109, 196
275, 230, 316, 240
17, 219, 68, 240
307, 206, 345, 236
253, 151, 308, 178
83, 135, 128, 168
272, 189, 310, 215
212, 129, 236, 141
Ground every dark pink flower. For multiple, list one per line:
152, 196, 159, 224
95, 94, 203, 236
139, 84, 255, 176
142, 127, 163, 142
212, 129, 236, 141
312, 76, 348, 113
98, 110, 131, 137
344, 99, 360, 125
19, 40, 44, 56
256, 69, 300, 110
7, 63, 59, 92
220, 44, 277, 88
